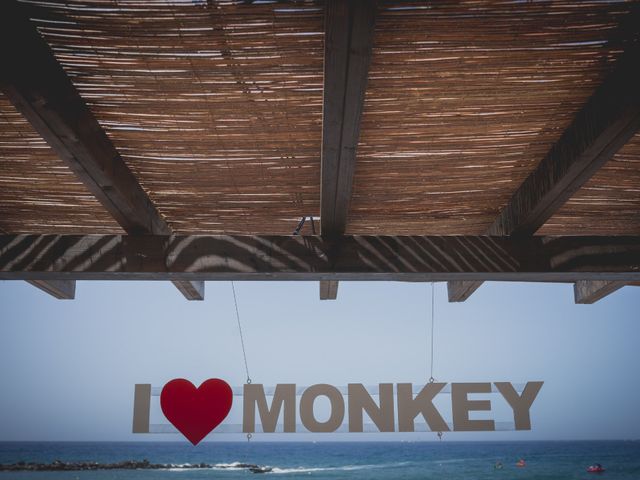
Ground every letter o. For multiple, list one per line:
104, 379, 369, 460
300, 384, 345, 433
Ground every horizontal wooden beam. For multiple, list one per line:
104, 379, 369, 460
320, 280, 339, 300
321, 0, 376, 236
0, 2, 203, 300
26, 280, 75, 300
1, 235, 639, 282
0, 227, 77, 299
574, 280, 626, 304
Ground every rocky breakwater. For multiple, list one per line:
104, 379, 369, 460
0, 460, 273, 473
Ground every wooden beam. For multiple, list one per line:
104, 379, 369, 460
0, 226, 77, 300
171, 280, 205, 301
488, 53, 640, 236
1, 235, 639, 282
0, 2, 167, 236
173, 281, 205, 301
320, 280, 339, 300
574, 280, 626, 304
448, 39, 640, 302
26, 280, 75, 300
320, 1, 376, 299
0, 2, 202, 300
447, 281, 483, 303
320, 0, 376, 236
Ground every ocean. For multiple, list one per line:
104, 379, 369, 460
0, 441, 639, 479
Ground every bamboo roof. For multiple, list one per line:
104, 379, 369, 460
0, 95, 122, 233
350, 1, 630, 234
1, 0, 639, 236
540, 131, 640, 235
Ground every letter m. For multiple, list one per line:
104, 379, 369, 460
243, 384, 296, 433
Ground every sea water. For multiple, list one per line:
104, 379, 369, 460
1, 441, 639, 479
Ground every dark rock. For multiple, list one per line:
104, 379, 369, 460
0, 460, 275, 473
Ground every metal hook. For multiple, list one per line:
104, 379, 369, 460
292, 216, 317, 236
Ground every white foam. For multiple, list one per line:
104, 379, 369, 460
215, 462, 243, 468
268, 461, 411, 474
167, 460, 411, 474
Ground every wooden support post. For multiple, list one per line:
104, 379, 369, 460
0, 1, 203, 300
574, 281, 626, 304
320, 280, 339, 300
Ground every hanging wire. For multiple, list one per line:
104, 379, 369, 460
231, 281, 254, 443
429, 282, 435, 383
428, 282, 443, 440
231, 281, 251, 384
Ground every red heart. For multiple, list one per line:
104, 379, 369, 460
160, 378, 233, 445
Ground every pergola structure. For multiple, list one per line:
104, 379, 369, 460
1, 0, 639, 304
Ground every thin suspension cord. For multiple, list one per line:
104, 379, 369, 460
231, 281, 251, 384
429, 282, 435, 382
429, 282, 442, 440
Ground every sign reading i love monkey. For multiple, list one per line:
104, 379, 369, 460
133, 378, 544, 445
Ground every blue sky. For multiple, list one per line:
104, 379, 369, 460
0, 280, 638, 442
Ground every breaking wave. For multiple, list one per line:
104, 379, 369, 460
166, 460, 411, 474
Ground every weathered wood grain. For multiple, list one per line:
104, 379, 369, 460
574, 280, 627, 304
447, 281, 483, 303
0, 225, 78, 299
171, 280, 205, 301
321, 0, 376, 237
320, 280, 339, 300
26, 280, 75, 300
320, 0, 376, 299
1, 235, 639, 282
